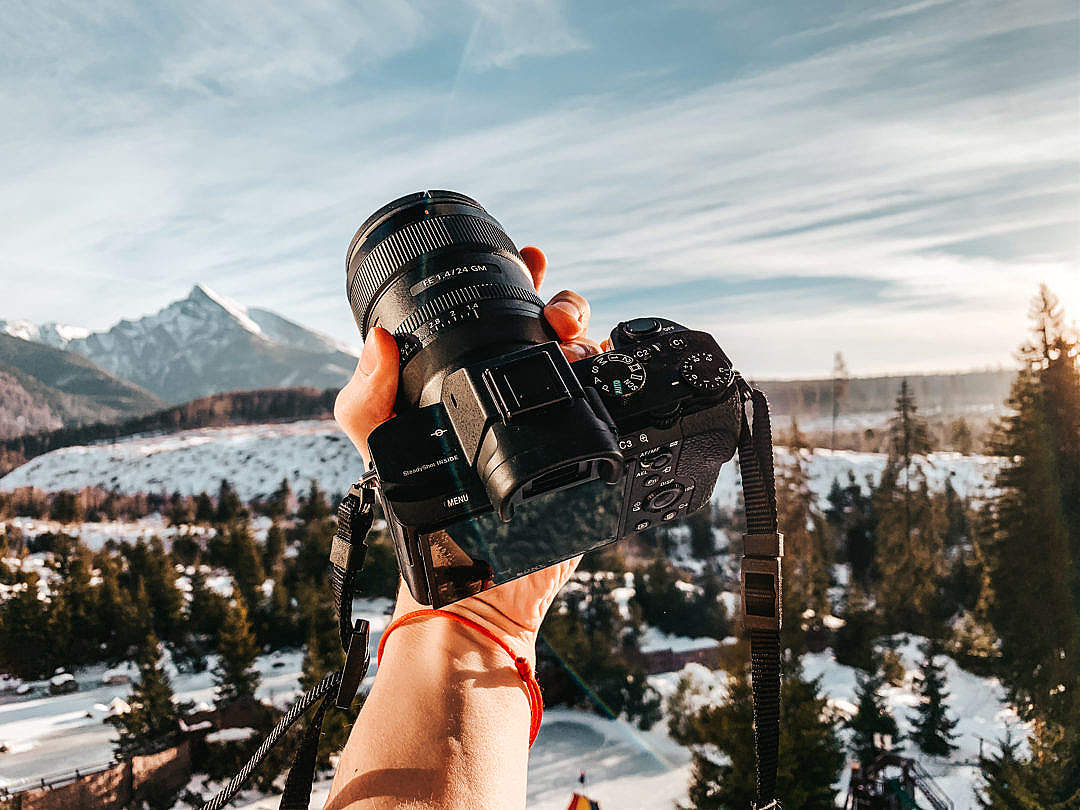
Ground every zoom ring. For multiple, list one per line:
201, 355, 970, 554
349, 214, 523, 331
393, 282, 544, 339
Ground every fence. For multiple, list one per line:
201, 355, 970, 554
0, 698, 270, 810
0, 740, 191, 810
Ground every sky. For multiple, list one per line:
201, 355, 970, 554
1, 0, 1077, 378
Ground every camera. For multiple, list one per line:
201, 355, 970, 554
347, 191, 746, 607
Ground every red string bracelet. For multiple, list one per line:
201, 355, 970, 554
377, 608, 543, 746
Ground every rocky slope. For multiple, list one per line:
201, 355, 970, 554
4, 285, 359, 404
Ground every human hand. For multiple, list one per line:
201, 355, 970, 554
334, 246, 601, 661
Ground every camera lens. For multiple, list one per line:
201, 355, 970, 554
348, 191, 622, 520
347, 191, 549, 408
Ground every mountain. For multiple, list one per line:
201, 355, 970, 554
0, 319, 91, 350
0, 334, 165, 439
9, 285, 360, 404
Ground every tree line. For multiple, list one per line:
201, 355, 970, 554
0, 386, 335, 476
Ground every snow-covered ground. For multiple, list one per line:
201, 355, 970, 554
803, 636, 1026, 808
0, 420, 366, 501
0, 617, 1017, 808
0, 419, 1005, 509
0, 599, 393, 791
222, 636, 1016, 810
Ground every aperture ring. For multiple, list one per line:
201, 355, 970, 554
349, 214, 523, 330
391, 282, 544, 339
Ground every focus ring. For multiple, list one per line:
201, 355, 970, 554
393, 282, 544, 338
349, 214, 523, 331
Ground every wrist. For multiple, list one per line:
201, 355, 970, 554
390, 582, 539, 667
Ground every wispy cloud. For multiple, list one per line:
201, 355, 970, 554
0, 0, 1076, 377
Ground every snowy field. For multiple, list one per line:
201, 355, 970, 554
0, 621, 1017, 809
0, 419, 1005, 507
0, 599, 393, 791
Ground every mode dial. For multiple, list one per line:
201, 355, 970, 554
590, 352, 646, 397
679, 351, 734, 392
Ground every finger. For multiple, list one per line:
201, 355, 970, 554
520, 246, 546, 292
544, 289, 591, 341
560, 337, 602, 362
333, 327, 400, 460
600, 338, 612, 352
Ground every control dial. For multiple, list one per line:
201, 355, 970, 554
679, 351, 734, 392
590, 352, 646, 397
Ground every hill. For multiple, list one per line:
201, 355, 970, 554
0, 334, 165, 440
0, 387, 335, 476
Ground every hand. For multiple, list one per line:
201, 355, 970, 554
334, 246, 601, 660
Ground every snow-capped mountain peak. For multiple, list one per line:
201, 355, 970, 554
0, 319, 90, 349
186, 283, 265, 337
2, 285, 359, 404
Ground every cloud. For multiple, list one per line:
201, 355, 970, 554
0, 0, 1076, 377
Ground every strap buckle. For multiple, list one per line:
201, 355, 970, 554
335, 618, 371, 709
753, 801, 782, 810
741, 533, 782, 633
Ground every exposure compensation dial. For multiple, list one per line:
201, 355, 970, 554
679, 351, 734, 392
590, 352, 646, 397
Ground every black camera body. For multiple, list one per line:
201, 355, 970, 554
368, 316, 744, 607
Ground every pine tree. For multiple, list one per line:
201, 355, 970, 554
675, 664, 843, 809
298, 480, 331, 523
266, 478, 293, 520
111, 634, 179, 756
215, 479, 246, 523
909, 638, 959, 756
0, 572, 57, 678
226, 521, 265, 613
825, 471, 876, 590
187, 566, 228, 643
49, 490, 83, 524
978, 723, 1080, 809
831, 351, 849, 451
872, 384, 945, 635
847, 654, 900, 768
194, 492, 214, 524
987, 286, 1080, 734
51, 544, 99, 666
777, 418, 832, 655
166, 492, 193, 526
212, 595, 261, 705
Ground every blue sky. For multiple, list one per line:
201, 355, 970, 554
2, 0, 1077, 377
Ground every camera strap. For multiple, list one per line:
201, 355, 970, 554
198, 481, 376, 810
736, 386, 784, 810
203, 389, 783, 810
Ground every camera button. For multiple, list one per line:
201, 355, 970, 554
668, 336, 688, 351
643, 474, 661, 487
645, 452, 673, 470
635, 519, 651, 531
621, 317, 661, 338
645, 483, 684, 512
662, 510, 679, 521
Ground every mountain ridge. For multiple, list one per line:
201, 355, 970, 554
3, 285, 360, 404
0, 334, 165, 439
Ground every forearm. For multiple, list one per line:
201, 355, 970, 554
325, 603, 536, 810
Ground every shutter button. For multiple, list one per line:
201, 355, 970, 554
620, 318, 661, 339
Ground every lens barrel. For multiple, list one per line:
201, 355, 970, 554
346, 191, 550, 408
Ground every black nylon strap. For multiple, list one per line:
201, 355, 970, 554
279, 692, 333, 810
197, 481, 374, 810
198, 670, 341, 810
737, 386, 783, 809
